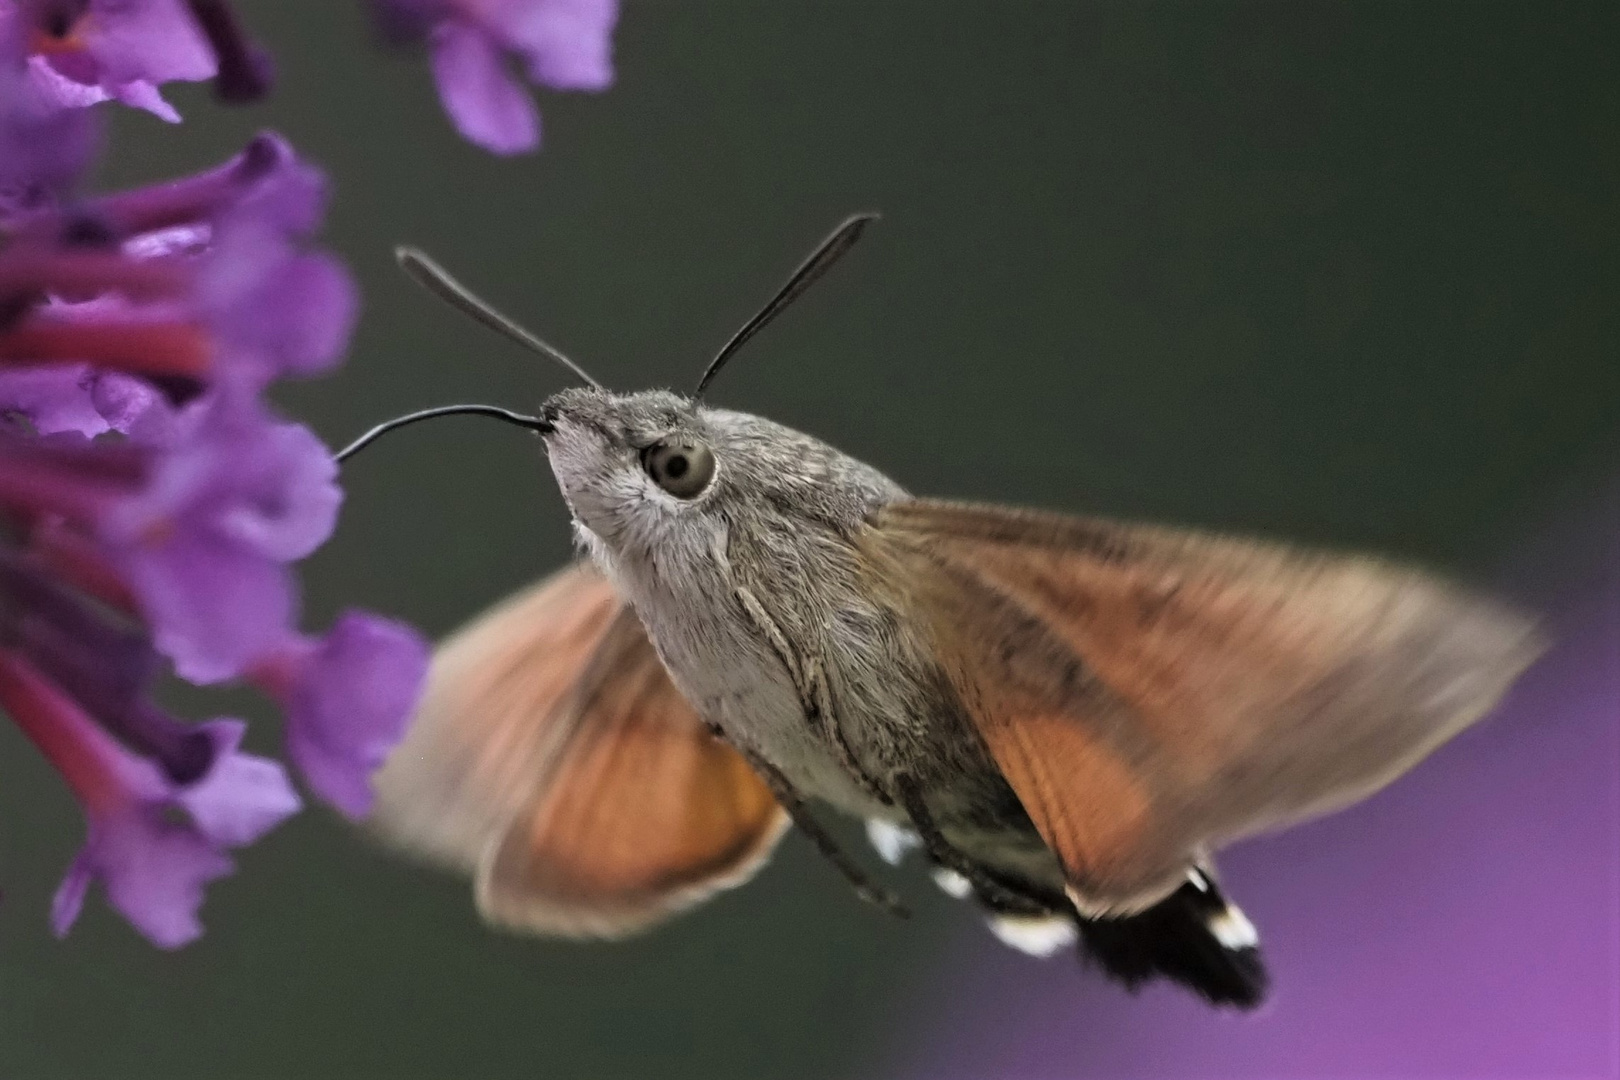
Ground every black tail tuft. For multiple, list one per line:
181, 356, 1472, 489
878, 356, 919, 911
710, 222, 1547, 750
1075, 872, 1268, 1009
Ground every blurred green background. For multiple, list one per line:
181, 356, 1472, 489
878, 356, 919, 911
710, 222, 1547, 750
1, 3, 1616, 1077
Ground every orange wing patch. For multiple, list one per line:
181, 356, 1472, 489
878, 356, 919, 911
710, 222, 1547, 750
372, 564, 787, 938
478, 605, 788, 936
872, 500, 1541, 913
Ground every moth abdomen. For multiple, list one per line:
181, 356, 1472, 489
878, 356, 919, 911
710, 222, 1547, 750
916, 827, 1270, 1009
1076, 870, 1268, 1010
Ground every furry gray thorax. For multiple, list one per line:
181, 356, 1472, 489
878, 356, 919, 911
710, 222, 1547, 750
539, 386, 1058, 888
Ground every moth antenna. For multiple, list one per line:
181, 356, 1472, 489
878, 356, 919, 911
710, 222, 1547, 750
693, 211, 878, 398
395, 246, 603, 389
334, 403, 552, 464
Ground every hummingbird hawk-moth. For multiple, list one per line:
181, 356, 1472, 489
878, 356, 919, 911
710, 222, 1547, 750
355, 215, 1540, 1009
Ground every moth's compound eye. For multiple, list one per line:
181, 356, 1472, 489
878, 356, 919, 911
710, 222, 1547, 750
642, 439, 715, 499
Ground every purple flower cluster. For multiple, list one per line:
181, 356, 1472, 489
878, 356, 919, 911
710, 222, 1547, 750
1, 0, 619, 951
1, 16, 429, 948
370, 0, 617, 154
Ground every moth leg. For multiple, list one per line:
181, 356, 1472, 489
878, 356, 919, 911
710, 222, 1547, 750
737, 745, 910, 919
893, 774, 1050, 917
733, 585, 892, 805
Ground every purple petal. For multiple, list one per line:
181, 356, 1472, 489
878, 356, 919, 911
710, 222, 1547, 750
118, 529, 297, 684
49, 850, 93, 938
79, 0, 217, 86
236, 138, 328, 237
288, 727, 379, 821
207, 412, 341, 561
197, 224, 358, 379
216, 136, 327, 239
429, 21, 540, 155
0, 364, 111, 435
1, 653, 239, 948
25, 55, 108, 109
0, 364, 166, 437
110, 79, 181, 123
247, 250, 358, 376
282, 612, 430, 819
0, 57, 99, 208
98, 395, 343, 681
19, 0, 215, 124
177, 720, 302, 846
90, 371, 168, 435
110, 393, 342, 562
91, 807, 234, 949
498, 0, 618, 90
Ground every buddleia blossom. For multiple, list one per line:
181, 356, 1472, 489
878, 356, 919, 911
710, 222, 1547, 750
369, 0, 617, 154
1, 57, 428, 944
251, 611, 431, 819
0, 648, 297, 947
0, 0, 272, 119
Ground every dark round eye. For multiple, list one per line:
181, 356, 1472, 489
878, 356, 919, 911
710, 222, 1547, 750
642, 439, 715, 498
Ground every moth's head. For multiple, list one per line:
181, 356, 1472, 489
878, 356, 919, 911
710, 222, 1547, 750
539, 385, 877, 560
343, 216, 887, 554
538, 387, 708, 546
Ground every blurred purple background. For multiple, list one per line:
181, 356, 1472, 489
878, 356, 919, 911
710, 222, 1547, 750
891, 483, 1619, 1080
